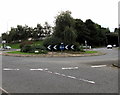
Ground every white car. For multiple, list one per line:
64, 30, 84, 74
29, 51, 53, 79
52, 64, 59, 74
5, 46, 11, 50
107, 45, 112, 49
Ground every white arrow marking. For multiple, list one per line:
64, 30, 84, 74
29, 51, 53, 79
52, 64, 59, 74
53, 45, 57, 50
71, 45, 74, 50
65, 45, 69, 50
91, 65, 106, 68
47, 45, 51, 50
3, 68, 19, 71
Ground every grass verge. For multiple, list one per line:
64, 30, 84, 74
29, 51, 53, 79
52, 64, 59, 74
84, 51, 98, 54
7, 51, 35, 55
7, 50, 97, 55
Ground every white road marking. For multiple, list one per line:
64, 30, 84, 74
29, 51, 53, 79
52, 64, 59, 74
62, 67, 78, 70
3, 67, 95, 84
61, 74, 66, 77
29, 68, 95, 84
47, 71, 53, 73
54, 72, 61, 75
78, 78, 95, 84
3, 68, 19, 71
52, 72, 95, 84
67, 76, 76, 79
0, 87, 9, 94
91, 65, 107, 68
30, 68, 43, 71
30, 68, 48, 71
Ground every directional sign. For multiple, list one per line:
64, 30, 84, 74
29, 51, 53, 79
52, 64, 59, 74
71, 45, 74, 50
53, 45, 57, 50
47, 44, 76, 51
47, 45, 51, 50
59, 44, 64, 50
65, 45, 69, 50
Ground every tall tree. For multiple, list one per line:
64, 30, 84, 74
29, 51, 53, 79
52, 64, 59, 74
74, 19, 90, 45
54, 11, 76, 44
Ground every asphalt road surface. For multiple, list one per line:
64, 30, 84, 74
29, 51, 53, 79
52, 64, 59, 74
1, 48, 119, 94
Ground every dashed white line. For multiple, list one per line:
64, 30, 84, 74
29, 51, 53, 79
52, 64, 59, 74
62, 67, 78, 70
3, 68, 19, 71
61, 74, 66, 77
91, 65, 107, 68
3, 67, 95, 84
30, 68, 48, 71
53, 72, 95, 84
47, 71, 53, 73
54, 72, 61, 75
67, 76, 76, 79
30, 68, 43, 71
30, 68, 95, 84
78, 78, 95, 84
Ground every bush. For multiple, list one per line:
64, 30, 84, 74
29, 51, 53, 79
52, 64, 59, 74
43, 36, 62, 47
20, 41, 33, 48
21, 44, 48, 54
21, 45, 34, 53
35, 45, 47, 50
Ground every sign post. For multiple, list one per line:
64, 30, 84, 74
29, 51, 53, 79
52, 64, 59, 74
2, 40, 6, 49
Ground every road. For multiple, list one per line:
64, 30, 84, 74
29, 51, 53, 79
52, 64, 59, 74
1, 48, 119, 94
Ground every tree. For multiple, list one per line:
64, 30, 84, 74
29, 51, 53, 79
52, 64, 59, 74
74, 19, 90, 45
43, 22, 52, 37
33, 24, 43, 40
53, 11, 76, 44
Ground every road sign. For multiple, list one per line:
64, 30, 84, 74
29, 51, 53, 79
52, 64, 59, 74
71, 45, 74, 50
47, 44, 76, 51
59, 44, 64, 50
47, 45, 51, 50
53, 45, 57, 50
65, 45, 69, 50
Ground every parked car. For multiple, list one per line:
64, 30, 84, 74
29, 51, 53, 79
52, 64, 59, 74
107, 45, 112, 49
4, 46, 11, 50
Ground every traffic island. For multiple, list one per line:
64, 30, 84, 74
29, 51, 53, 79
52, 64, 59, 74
1, 51, 105, 57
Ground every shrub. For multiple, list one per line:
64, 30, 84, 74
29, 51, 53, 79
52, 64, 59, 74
21, 44, 48, 54
35, 45, 47, 50
20, 41, 33, 49
43, 36, 62, 47
21, 45, 34, 53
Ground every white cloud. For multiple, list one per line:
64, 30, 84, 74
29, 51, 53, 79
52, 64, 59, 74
0, 0, 119, 35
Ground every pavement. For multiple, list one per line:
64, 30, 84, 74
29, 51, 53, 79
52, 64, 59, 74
1, 48, 119, 94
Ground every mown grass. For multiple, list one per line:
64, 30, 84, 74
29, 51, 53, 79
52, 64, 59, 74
7, 51, 35, 55
7, 43, 20, 49
6, 40, 44, 49
85, 51, 98, 54
7, 50, 97, 55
